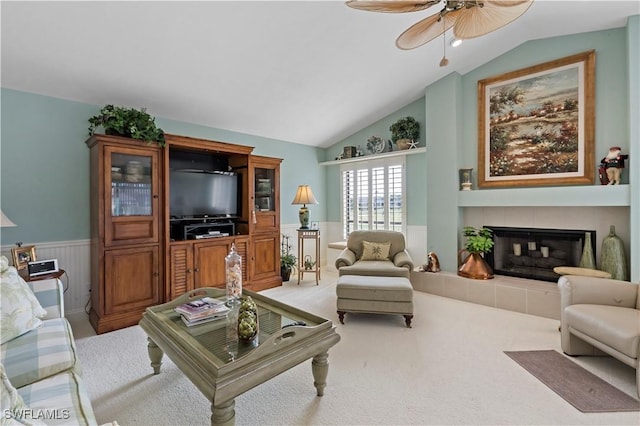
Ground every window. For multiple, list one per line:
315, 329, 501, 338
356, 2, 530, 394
340, 157, 405, 239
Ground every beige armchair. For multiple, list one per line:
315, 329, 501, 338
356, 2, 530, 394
558, 275, 640, 397
335, 230, 414, 278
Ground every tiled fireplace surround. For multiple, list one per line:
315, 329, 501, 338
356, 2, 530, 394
411, 206, 631, 321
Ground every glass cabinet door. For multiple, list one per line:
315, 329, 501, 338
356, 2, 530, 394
110, 151, 153, 217
254, 167, 275, 212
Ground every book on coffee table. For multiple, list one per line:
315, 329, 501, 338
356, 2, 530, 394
175, 297, 229, 321
181, 311, 229, 327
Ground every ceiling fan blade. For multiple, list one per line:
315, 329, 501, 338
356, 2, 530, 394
345, 0, 440, 13
453, 0, 534, 39
396, 9, 462, 50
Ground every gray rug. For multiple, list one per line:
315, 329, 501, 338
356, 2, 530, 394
505, 350, 640, 413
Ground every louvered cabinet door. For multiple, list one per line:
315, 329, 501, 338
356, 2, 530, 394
169, 243, 194, 300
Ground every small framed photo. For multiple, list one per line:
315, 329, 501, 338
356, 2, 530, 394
11, 245, 36, 271
310, 221, 319, 230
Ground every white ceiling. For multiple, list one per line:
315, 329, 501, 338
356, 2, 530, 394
2, 1, 639, 148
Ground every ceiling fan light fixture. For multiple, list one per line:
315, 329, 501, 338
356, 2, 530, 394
450, 38, 462, 47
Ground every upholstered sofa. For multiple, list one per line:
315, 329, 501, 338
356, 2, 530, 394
335, 230, 414, 278
557, 275, 640, 397
1, 261, 98, 425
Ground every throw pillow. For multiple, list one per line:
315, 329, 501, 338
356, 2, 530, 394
361, 241, 391, 261
0, 363, 47, 426
0, 265, 47, 344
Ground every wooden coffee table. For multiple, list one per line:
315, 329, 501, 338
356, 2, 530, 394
139, 288, 340, 425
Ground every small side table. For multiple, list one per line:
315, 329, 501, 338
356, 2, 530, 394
297, 229, 320, 285
19, 268, 66, 282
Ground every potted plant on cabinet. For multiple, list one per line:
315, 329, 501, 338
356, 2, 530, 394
88, 104, 166, 146
389, 116, 420, 150
280, 234, 297, 281
458, 226, 495, 280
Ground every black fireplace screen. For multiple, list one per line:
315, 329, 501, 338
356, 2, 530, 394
485, 226, 595, 282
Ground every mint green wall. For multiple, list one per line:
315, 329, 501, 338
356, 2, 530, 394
626, 15, 639, 281
425, 73, 464, 272
0, 89, 323, 245
324, 98, 427, 224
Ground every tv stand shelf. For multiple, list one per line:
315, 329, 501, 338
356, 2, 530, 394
171, 220, 236, 241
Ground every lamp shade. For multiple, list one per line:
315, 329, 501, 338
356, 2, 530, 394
0, 209, 17, 227
291, 185, 319, 206
291, 185, 318, 229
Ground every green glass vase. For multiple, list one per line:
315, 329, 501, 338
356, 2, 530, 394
578, 232, 596, 269
600, 225, 628, 281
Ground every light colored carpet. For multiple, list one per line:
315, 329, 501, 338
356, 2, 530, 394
70, 270, 639, 425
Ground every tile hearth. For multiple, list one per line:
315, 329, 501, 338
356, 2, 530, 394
410, 270, 560, 320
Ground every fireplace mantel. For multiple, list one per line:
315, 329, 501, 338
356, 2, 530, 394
458, 184, 630, 207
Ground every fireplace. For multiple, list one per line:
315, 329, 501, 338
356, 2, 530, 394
485, 226, 595, 282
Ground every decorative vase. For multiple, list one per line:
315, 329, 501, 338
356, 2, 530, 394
578, 232, 596, 269
599, 225, 628, 280
457, 250, 494, 280
225, 243, 242, 306
458, 168, 473, 191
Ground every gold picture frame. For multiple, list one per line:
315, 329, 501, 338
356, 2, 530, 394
11, 245, 37, 271
478, 50, 595, 188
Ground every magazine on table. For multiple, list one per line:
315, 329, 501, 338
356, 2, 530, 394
181, 311, 229, 327
175, 297, 229, 320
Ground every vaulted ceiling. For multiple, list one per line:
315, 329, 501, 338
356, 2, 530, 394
2, 1, 638, 147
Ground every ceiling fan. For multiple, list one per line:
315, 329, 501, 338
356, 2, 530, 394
345, 0, 534, 51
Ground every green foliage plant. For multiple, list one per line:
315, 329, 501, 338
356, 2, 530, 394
88, 104, 166, 146
389, 116, 420, 143
280, 234, 297, 270
462, 226, 494, 254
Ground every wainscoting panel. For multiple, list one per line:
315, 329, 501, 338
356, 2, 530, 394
1, 240, 91, 314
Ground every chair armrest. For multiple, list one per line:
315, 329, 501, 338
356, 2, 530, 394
335, 249, 356, 269
393, 250, 414, 271
27, 278, 65, 319
558, 275, 638, 309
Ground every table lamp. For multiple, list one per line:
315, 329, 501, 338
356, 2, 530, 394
291, 185, 318, 229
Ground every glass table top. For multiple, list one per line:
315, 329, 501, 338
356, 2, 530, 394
144, 288, 328, 368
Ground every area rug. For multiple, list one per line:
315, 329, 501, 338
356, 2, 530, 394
505, 349, 640, 413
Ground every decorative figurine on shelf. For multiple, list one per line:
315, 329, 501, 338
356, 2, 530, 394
419, 251, 441, 273
599, 146, 628, 185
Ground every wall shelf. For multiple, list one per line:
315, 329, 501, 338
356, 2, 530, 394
319, 147, 426, 166
458, 184, 630, 207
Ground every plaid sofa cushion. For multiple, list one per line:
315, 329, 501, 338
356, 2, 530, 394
1, 318, 78, 388
18, 370, 97, 426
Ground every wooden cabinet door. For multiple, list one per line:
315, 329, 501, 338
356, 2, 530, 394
169, 243, 194, 300
251, 233, 279, 282
104, 145, 161, 247
194, 240, 229, 289
250, 156, 281, 234
104, 246, 160, 315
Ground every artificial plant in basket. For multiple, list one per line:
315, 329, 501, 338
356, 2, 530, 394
88, 104, 166, 146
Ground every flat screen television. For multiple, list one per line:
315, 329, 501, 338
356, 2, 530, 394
170, 170, 239, 218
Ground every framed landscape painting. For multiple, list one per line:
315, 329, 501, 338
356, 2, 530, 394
478, 50, 595, 188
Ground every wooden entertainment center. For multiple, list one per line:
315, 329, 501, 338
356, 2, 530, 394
86, 133, 282, 333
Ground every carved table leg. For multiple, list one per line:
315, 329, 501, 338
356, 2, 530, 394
211, 399, 235, 426
312, 352, 329, 396
147, 337, 163, 374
